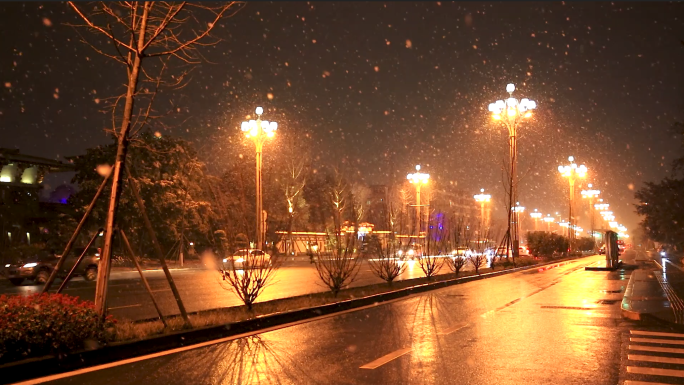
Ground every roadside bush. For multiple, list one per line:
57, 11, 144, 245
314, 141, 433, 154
0, 294, 115, 363
576, 237, 596, 252
527, 231, 569, 259
515, 256, 538, 267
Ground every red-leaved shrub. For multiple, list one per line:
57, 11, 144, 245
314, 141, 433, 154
0, 294, 115, 363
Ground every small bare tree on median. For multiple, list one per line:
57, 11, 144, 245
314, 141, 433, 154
216, 231, 282, 310
367, 213, 406, 285
308, 178, 364, 297
309, 230, 363, 297
445, 216, 468, 276
468, 222, 491, 275
418, 213, 447, 280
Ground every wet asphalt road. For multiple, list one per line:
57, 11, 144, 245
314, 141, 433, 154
31, 254, 638, 385
0, 259, 465, 321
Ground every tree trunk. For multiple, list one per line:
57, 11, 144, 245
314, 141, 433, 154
94, 2, 150, 317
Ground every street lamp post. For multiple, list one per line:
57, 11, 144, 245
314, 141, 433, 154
513, 202, 525, 241
407, 165, 429, 237
241, 107, 278, 251
530, 209, 542, 231
488, 84, 536, 259
543, 215, 555, 232
581, 184, 601, 250
474, 188, 492, 227
558, 156, 587, 252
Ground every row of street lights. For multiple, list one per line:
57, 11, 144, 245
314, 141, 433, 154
240, 84, 627, 252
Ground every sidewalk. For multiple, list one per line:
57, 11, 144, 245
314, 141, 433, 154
621, 254, 684, 326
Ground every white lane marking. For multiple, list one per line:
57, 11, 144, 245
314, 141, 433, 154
12, 256, 599, 384
631, 330, 684, 338
631, 337, 684, 345
624, 381, 679, 385
629, 354, 684, 365
437, 323, 469, 336
359, 347, 412, 370
107, 304, 142, 310
10, 289, 426, 385
630, 345, 684, 354
627, 366, 684, 378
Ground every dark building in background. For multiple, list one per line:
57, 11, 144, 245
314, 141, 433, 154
367, 184, 388, 230
0, 148, 75, 248
430, 188, 481, 224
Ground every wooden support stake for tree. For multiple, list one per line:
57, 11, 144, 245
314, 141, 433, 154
57, 228, 103, 294
119, 229, 167, 327
125, 168, 191, 327
43, 173, 111, 294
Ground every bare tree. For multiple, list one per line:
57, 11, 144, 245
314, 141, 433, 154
445, 216, 468, 276
216, 231, 282, 310
418, 213, 447, 280
67, 1, 245, 315
327, 168, 348, 228
308, 228, 363, 297
367, 215, 406, 285
350, 182, 371, 223
468, 222, 491, 275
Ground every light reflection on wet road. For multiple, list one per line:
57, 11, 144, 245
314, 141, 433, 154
39, 254, 631, 385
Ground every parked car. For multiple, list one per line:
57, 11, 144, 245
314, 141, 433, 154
3, 247, 100, 286
222, 249, 271, 270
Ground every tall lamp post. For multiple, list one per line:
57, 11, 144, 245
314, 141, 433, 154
241, 107, 278, 250
558, 156, 587, 251
407, 165, 429, 237
474, 188, 492, 227
581, 184, 601, 250
530, 209, 542, 231
488, 84, 537, 259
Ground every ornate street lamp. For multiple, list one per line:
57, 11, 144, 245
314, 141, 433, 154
512, 202, 525, 240
558, 156, 587, 251
581, 183, 601, 250
474, 188, 492, 227
543, 214, 555, 232
488, 83, 537, 259
407, 165, 429, 236
530, 209, 542, 231
241, 106, 278, 250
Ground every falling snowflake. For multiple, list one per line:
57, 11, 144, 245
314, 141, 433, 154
42, 17, 52, 27
405, 39, 412, 48
267, 93, 274, 100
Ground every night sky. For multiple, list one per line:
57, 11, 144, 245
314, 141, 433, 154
2, 1, 684, 233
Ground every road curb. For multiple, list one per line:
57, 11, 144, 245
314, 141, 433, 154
0, 257, 585, 384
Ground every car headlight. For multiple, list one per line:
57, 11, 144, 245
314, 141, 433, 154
235, 257, 244, 263
222, 258, 228, 263
4, 264, 10, 268
22, 263, 38, 268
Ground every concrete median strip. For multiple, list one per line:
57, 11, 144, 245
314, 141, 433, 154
0, 256, 588, 384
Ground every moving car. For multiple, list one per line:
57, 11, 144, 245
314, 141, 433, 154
599, 241, 625, 255
518, 245, 530, 256
222, 249, 272, 270
3, 247, 100, 286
